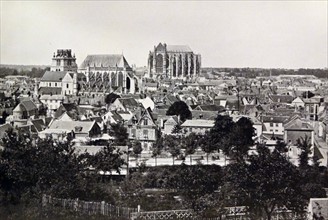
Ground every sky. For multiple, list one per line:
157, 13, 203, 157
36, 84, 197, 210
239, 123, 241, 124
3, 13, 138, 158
0, 1, 327, 69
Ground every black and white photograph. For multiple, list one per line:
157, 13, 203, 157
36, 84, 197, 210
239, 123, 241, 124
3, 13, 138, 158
0, 1, 327, 219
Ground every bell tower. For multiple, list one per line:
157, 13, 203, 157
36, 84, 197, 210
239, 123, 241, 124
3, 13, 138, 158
51, 49, 77, 72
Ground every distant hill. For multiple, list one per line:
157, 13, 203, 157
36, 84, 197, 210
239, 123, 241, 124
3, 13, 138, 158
0, 64, 50, 72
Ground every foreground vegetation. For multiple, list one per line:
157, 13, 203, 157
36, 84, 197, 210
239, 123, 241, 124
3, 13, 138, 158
0, 115, 327, 219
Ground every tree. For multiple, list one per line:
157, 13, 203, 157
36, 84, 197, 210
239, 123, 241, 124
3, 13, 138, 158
198, 131, 216, 164
296, 135, 312, 169
209, 115, 234, 155
105, 93, 120, 105
183, 133, 199, 165
296, 136, 326, 200
166, 101, 192, 122
108, 122, 128, 146
225, 144, 306, 220
132, 140, 142, 165
0, 129, 89, 204
152, 134, 164, 166
89, 144, 125, 175
227, 117, 255, 163
164, 135, 181, 165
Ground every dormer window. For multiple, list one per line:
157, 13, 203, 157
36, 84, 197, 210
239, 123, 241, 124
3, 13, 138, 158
144, 119, 148, 125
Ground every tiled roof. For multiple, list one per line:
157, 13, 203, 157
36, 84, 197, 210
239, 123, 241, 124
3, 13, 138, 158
41, 71, 67, 82
49, 120, 97, 133
20, 100, 37, 111
181, 119, 215, 128
262, 116, 289, 124
166, 45, 193, 53
79, 54, 130, 69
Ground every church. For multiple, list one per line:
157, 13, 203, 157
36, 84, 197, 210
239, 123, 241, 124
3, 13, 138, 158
147, 43, 201, 80
78, 54, 138, 94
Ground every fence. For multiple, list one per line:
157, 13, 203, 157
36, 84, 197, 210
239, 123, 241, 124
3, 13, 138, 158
42, 194, 138, 219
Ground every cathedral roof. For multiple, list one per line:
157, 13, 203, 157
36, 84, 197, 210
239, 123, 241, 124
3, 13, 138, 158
79, 54, 131, 69
167, 45, 193, 53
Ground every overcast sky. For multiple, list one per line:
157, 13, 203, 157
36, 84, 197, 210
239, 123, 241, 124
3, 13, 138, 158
1, 1, 327, 68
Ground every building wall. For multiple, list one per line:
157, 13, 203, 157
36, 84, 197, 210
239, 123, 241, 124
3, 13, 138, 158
263, 122, 284, 135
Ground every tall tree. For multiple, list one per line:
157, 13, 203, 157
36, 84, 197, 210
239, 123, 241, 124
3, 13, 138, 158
152, 134, 164, 166
166, 101, 192, 122
164, 135, 181, 165
225, 144, 306, 220
89, 144, 125, 175
296, 135, 312, 169
183, 132, 199, 165
108, 122, 129, 146
209, 115, 234, 156
228, 117, 255, 163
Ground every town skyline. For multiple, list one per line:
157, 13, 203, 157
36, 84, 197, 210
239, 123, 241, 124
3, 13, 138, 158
1, 1, 327, 69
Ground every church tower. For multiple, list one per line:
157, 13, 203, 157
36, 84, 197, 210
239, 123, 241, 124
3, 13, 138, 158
51, 49, 77, 72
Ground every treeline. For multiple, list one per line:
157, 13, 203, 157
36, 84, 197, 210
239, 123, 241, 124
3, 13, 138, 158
203, 67, 328, 79
0, 66, 49, 78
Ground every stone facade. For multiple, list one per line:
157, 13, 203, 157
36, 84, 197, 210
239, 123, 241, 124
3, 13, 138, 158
51, 49, 78, 72
78, 55, 137, 94
147, 43, 201, 80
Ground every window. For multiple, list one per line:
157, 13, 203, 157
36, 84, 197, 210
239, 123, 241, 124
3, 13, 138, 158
144, 119, 148, 125
275, 129, 278, 132
143, 129, 148, 139
66, 83, 69, 88
270, 123, 273, 127
68, 60, 71, 66
132, 129, 136, 137
57, 60, 60, 66
55, 83, 57, 87
275, 123, 279, 127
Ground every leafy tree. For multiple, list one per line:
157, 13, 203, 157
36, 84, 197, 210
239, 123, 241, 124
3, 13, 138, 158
152, 134, 164, 166
198, 131, 216, 164
225, 144, 306, 220
0, 129, 88, 204
296, 136, 326, 200
89, 144, 125, 175
166, 101, 192, 122
108, 122, 128, 146
105, 93, 120, 105
183, 132, 199, 165
164, 135, 181, 165
228, 117, 255, 163
209, 115, 234, 155
296, 135, 312, 169
132, 140, 142, 165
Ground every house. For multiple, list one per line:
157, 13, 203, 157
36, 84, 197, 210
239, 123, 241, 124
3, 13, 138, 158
180, 119, 215, 135
54, 103, 81, 120
126, 108, 159, 151
13, 99, 38, 120
41, 120, 101, 139
193, 104, 226, 113
262, 115, 289, 139
303, 96, 325, 121
163, 116, 179, 135
284, 116, 314, 164
111, 97, 140, 112
40, 94, 64, 113
291, 97, 305, 108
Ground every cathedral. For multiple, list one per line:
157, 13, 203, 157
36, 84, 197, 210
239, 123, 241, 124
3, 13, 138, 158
78, 54, 137, 94
147, 43, 201, 80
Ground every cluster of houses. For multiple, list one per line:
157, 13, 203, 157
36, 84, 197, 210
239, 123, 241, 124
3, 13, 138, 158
0, 48, 328, 167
